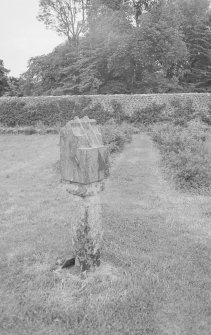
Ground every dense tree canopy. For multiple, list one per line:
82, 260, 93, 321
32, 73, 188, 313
176, 0, 211, 91
0, 60, 10, 96
19, 0, 211, 95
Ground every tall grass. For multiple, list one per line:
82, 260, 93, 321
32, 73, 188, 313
151, 121, 211, 192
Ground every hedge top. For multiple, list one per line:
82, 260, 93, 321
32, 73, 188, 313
0, 93, 211, 127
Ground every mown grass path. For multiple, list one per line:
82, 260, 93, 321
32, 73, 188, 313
102, 133, 211, 334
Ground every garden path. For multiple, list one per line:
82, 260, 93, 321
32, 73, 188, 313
102, 133, 211, 334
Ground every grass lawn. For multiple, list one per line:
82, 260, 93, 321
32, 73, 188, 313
0, 134, 211, 334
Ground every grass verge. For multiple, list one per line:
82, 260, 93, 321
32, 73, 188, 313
151, 120, 211, 192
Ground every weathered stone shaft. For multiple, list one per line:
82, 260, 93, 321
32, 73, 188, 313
60, 117, 109, 273
66, 182, 104, 272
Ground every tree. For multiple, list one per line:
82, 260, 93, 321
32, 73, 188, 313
27, 0, 188, 95
5, 77, 24, 97
176, 0, 211, 91
130, 0, 162, 25
183, 22, 211, 92
91, 0, 163, 26
0, 59, 9, 96
37, 0, 90, 46
93, 1, 187, 92
98, 0, 124, 10
21, 44, 69, 95
24, 0, 188, 95
176, 0, 210, 20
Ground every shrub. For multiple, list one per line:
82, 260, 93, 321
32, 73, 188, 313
23, 127, 37, 135
77, 97, 112, 124
100, 120, 134, 154
168, 98, 201, 126
110, 99, 128, 124
152, 121, 211, 192
131, 103, 167, 126
201, 104, 211, 126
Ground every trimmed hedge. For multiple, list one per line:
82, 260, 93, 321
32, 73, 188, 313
0, 96, 114, 127
0, 93, 211, 127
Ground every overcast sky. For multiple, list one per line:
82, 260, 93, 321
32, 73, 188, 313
0, 0, 64, 77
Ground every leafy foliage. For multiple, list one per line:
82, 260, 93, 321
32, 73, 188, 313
201, 104, 211, 125
1, 94, 211, 127
110, 99, 127, 123
169, 98, 201, 126
176, 0, 211, 92
0, 96, 117, 127
21, 0, 191, 95
131, 102, 167, 125
152, 121, 211, 192
0, 60, 9, 96
5, 77, 24, 97
37, 0, 89, 46
3, 0, 211, 96
0, 99, 27, 127
100, 119, 134, 153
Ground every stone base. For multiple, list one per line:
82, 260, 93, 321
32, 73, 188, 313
63, 180, 105, 198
